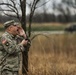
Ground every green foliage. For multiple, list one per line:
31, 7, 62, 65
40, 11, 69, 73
0, 24, 66, 31
31, 26, 65, 31
0, 28, 4, 31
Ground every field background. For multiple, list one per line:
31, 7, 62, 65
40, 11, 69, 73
28, 33, 76, 75
0, 23, 76, 75
0, 23, 70, 31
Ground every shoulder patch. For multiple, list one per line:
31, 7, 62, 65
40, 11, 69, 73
2, 38, 7, 44
1, 38, 9, 46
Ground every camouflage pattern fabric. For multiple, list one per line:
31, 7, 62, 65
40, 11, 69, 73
1, 70, 18, 75
0, 31, 25, 75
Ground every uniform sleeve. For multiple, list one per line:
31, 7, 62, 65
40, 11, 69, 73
1, 37, 25, 54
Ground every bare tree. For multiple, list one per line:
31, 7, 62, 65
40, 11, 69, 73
62, 0, 76, 7
54, 0, 76, 23
0, 0, 51, 75
61, 0, 76, 13
27, 0, 51, 37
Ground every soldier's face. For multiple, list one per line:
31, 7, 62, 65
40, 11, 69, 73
9, 25, 19, 35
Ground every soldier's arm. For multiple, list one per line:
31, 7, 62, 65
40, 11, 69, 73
1, 37, 25, 54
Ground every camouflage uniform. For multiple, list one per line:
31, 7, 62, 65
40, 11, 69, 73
0, 31, 25, 75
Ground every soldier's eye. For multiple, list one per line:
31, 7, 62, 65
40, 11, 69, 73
14, 25, 16, 26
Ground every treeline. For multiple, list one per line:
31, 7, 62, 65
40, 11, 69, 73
31, 13, 76, 23
0, 13, 76, 23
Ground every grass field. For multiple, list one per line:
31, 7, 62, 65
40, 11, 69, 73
0, 23, 76, 75
27, 34, 76, 75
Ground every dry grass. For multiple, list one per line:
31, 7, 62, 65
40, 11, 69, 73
27, 23, 66, 27
1, 22, 76, 75
27, 33, 76, 75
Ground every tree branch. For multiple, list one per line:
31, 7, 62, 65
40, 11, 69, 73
0, 2, 20, 21
10, 0, 20, 21
0, 9, 13, 12
0, 3, 14, 8
36, 0, 51, 9
28, 0, 40, 37
3, 11, 17, 18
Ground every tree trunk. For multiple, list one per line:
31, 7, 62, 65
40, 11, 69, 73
20, 0, 28, 75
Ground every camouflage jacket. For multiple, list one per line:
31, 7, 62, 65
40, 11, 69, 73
0, 32, 25, 72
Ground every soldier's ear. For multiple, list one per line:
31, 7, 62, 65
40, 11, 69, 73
7, 26, 12, 31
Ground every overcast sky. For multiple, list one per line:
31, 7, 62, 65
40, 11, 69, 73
26, 0, 62, 15
0, 0, 62, 15
0, 0, 75, 16
2, 0, 75, 16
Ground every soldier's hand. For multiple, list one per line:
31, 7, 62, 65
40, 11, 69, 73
21, 39, 28, 46
17, 26, 26, 37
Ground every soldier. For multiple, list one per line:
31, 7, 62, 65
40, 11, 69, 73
0, 20, 28, 75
